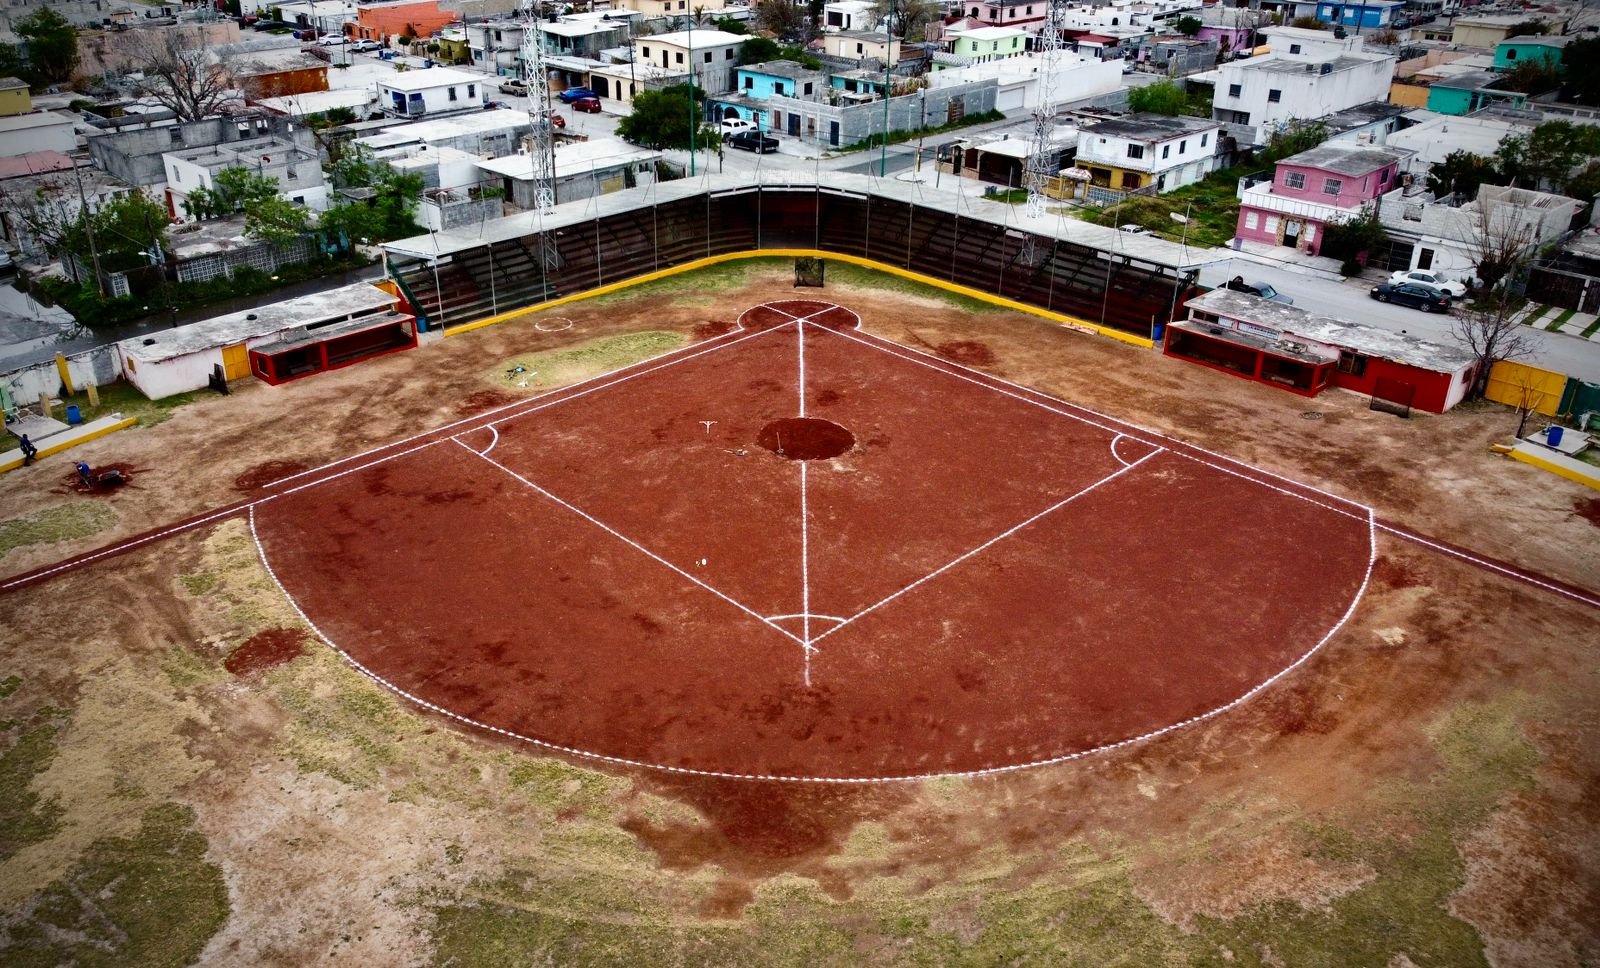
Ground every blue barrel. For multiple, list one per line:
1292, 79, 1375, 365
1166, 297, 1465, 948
65, 404, 81, 425
1547, 425, 1564, 448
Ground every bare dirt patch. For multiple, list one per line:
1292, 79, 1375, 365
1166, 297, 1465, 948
223, 627, 308, 677
934, 339, 998, 367
232, 459, 310, 491
1574, 497, 1600, 528
454, 389, 523, 417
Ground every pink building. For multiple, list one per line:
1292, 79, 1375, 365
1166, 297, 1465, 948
1234, 142, 1401, 255
951, 0, 1048, 31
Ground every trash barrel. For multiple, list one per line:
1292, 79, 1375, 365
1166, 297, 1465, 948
1546, 425, 1564, 448
65, 404, 81, 425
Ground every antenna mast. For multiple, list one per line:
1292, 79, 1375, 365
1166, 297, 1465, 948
522, 3, 558, 213
1024, 0, 1066, 218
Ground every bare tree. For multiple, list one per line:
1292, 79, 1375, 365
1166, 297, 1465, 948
124, 28, 241, 122
0, 173, 81, 264
1451, 297, 1536, 401
870, 0, 940, 40
1471, 190, 1543, 292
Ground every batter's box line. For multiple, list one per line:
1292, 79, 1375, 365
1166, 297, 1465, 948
453, 438, 814, 652
748, 300, 863, 331
246, 506, 1379, 785
808, 321, 1369, 522
809, 446, 1165, 649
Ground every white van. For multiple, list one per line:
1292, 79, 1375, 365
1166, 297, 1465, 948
720, 118, 755, 135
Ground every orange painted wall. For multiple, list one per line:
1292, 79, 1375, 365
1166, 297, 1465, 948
355, 2, 458, 41
244, 67, 331, 99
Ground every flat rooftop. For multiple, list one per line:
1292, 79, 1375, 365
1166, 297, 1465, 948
375, 67, 485, 92
119, 283, 398, 365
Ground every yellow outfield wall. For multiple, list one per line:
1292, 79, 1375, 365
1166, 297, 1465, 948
1484, 360, 1566, 417
441, 250, 1156, 349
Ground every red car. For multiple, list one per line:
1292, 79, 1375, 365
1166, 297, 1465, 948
572, 96, 602, 114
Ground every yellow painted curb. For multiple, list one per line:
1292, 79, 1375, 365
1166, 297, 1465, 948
0, 417, 138, 474
441, 250, 1156, 349
1510, 448, 1600, 492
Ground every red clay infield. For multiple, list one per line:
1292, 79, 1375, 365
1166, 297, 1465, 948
252, 300, 1375, 781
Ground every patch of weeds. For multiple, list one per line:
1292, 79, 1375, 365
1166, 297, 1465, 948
0, 503, 117, 560
492, 332, 686, 391
0, 714, 67, 862
73, 380, 202, 429
0, 674, 20, 700
160, 646, 219, 691
176, 572, 217, 596
826, 262, 1003, 315
586, 257, 787, 306
0, 802, 229, 968
273, 660, 412, 789
446, 842, 465, 865
508, 758, 628, 820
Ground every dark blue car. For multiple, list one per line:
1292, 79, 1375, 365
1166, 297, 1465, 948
557, 87, 598, 103
1370, 281, 1452, 313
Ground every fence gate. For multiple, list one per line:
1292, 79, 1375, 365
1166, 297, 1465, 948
1371, 376, 1417, 418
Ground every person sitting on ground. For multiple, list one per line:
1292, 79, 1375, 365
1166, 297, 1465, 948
18, 434, 37, 466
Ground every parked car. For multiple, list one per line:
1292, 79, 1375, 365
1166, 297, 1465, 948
350, 39, 382, 52
316, 33, 348, 45
499, 79, 528, 95
1370, 280, 1452, 312
1223, 276, 1293, 305
1117, 224, 1147, 234
1389, 268, 1466, 298
533, 110, 566, 128
720, 118, 754, 135
727, 130, 779, 154
571, 96, 602, 113
557, 87, 598, 103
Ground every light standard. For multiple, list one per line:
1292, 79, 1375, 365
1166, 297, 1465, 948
1165, 202, 1193, 338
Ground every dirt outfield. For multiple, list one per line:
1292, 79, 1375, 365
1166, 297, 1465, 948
1, 259, 1596, 966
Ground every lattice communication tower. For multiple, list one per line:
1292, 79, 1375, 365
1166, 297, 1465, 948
1024, 0, 1068, 218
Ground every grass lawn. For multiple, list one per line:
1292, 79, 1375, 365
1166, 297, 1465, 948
1544, 308, 1576, 331
1079, 166, 1253, 248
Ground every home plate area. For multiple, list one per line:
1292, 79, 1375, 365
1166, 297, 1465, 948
253, 300, 1374, 781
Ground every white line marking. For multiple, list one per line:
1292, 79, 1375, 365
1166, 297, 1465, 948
796, 312, 808, 418
455, 439, 808, 647
480, 426, 500, 456
764, 613, 848, 625
1110, 434, 1132, 467
245, 505, 1381, 784
800, 460, 815, 684
810, 447, 1165, 647
1376, 522, 1600, 609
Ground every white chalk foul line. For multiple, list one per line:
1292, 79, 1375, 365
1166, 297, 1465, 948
765, 613, 848, 625
809, 447, 1166, 648
245, 505, 1381, 784
455, 439, 808, 648
1376, 522, 1600, 610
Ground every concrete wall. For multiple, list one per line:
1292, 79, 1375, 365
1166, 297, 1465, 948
0, 116, 76, 157
89, 115, 317, 189
760, 79, 998, 147
1, 346, 122, 406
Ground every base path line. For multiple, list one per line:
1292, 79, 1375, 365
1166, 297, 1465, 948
1377, 520, 1600, 610
455, 440, 810, 648
810, 447, 1165, 647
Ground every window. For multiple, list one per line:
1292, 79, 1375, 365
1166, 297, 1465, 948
169, 128, 183, 144
642, 46, 650, 57
1337, 350, 1368, 376
1290, 43, 1302, 54
775, 82, 786, 95
1267, 89, 1281, 103
286, 167, 296, 180
1323, 177, 1342, 196
704, 51, 712, 63
1162, 144, 1170, 159
1265, 215, 1280, 233
1127, 144, 1145, 159
744, 76, 753, 89
1244, 211, 1259, 229
1201, 133, 1209, 147
449, 86, 458, 101
467, 84, 475, 98
494, 29, 502, 40
1284, 171, 1306, 189
1179, 139, 1186, 155
1228, 83, 1241, 97
804, 82, 813, 95
1506, 48, 1517, 60
292, 195, 305, 205
1304, 224, 1316, 241
856, 43, 864, 53
675, 51, 684, 63
725, 49, 734, 59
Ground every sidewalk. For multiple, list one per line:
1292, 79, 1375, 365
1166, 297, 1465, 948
1511, 303, 1600, 343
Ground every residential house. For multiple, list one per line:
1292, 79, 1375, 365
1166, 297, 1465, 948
1196, 5, 1266, 60
1165, 288, 1478, 413
0, 77, 30, 117
939, 26, 1028, 68
1376, 183, 1583, 283
635, 30, 746, 94
434, 26, 472, 65
1235, 141, 1402, 255
608, 0, 727, 16
475, 137, 660, 208
1319, 101, 1408, 147
1210, 32, 1395, 142
1258, 24, 1363, 61
1307, 1, 1401, 30
952, 0, 1050, 31
1492, 35, 1571, 72
76, 21, 241, 75
89, 114, 317, 192
0, 153, 130, 260
822, 31, 901, 67
1451, 14, 1562, 50
277, 0, 358, 36
464, 19, 527, 76
1383, 111, 1528, 182
377, 67, 485, 119
1074, 113, 1223, 193
254, 87, 382, 120
1147, 36, 1220, 75
733, 61, 828, 106
232, 46, 332, 99
1425, 71, 1527, 116
163, 137, 329, 218
352, 108, 532, 162
823, 0, 877, 32
0, 113, 77, 158
539, 16, 632, 63
353, 0, 461, 43
927, 51, 1121, 113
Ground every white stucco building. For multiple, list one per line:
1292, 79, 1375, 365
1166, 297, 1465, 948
376, 67, 487, 120
162, 137, 329, 217
1074, 113, 1223, 193
1210, 27, 1395, 143
634, 29, 746, 94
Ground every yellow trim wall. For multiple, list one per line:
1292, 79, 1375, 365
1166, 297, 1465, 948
1510, 445, 1600, 492
1484, 360, 1566, 417
0, 84, 31, 117
443, 249, 1156, 348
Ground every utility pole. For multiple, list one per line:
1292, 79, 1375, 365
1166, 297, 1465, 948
688, 14, 696, 176
71, 157, 106, 297
880, 0, 894, 177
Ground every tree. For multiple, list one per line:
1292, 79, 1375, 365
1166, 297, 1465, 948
1498, 60, 1561, 96
1289, 16, 1327, 30
0, 172, 82, 262
319, 146, 423, 246
15, 8, 78, 85
1563, 35, 1600, 105
713, 15, 749, 34
1472, 192, 1541, 292
1503, 18, 1546, 38
1452, 296, 1535, 400
64, 190, 169, 273
870, 0, 940, 40
1319, 210, 1388, 266
1128, 80, 1188, 116
125, 28, 240, 121
1259, 120, 1327, 164
1494, 121, 1600, 193
244, 195, 310, 244
184, 166, 279, 220
617, 85, 718, 151
1174, 15, 1203, 36
754, 0, 807, 39
1425, 150, 1503, 200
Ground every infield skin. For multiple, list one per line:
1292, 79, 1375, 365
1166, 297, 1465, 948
252, 301, 1378, 783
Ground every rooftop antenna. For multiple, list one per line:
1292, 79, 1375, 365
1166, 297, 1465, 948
1025, 0, 1068, 218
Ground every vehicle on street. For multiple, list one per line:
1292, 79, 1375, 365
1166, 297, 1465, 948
720, 118, 754, 135
317, 33, 348, 45
350, 39, 381, 52
571, 96, 602, 113
558, 87, 598, 103
727, 130, 779, 154
1371, 281, 1452, 312
499, 79, 528, 95
1389, 268, 1467, 298
1117, 224, 1147, 234
533, 110, 566, 128
1223, 276, 1294, 305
